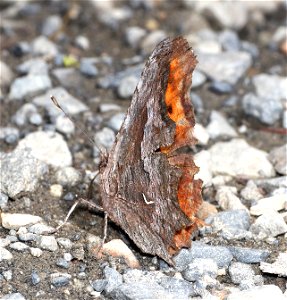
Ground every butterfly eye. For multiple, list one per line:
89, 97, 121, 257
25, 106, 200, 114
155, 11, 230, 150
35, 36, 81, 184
167, 105, 173, 114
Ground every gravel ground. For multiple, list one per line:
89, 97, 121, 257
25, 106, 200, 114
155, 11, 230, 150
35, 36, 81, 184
0, 0, 286, 299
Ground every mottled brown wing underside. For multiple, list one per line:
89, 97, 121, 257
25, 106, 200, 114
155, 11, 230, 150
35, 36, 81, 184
100, 37, 203, 265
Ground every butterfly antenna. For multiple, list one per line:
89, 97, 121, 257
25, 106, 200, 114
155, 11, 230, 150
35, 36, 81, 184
50, 95, 104, 154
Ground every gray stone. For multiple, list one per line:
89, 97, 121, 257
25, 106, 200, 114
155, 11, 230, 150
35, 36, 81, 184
28, 223, 55, 235
125, 26, 146, 47
175, 242, 233, 269
0, 247, 13, 261
241, 41, 259, 58
103, 266, 123, 293
29, 113, 43, 125
117, 75, 138, 98
97, 7, 132, 29
98, 103, 121, 113
30, 247, 43, 257
215, 186, 247, 211
227, 285, 285, 300
254, 177, 287, 191
0, 127, 19, 145
269, 144, 287, 175
0, 238, 10, 248
37, 235, 58, 251
91, 279, 108, 292
16, 58, 48, 75
209, 139, 275, 178
17, 131, 72, 168
250, 194, 286, 216
41, 15, 62, 37
0, 61, 14, 87
190, 92, 204, 113
1, 293, 26, 300
240, 180, 263, 201
50, 273, 71, 287
140, 30, 167, 55
75, 35, 90, 50
0, 152, 23, 179
183, 258, 218, 282
9, 242, 29, 252
80, 58, 98, 77
1, 212, 43, 230
197, 52, 252, 85
31, 270, 41, 285
207, 111, 237, 139
94, 127, 115, 150
33, 87, 88, 118
56, 258, 70, 269
12, 103, 38, 126
250, 211, 287, 240
9, 74, 52, 100
56, 238, 73, 249
55, 167, 81, 187
229, 246, 270, 264
192, 70, 206, 88
107, 113, 126, 132
18, 232, 37, 242
260, 252, 287, 277
229, 262, 255, 284
242, 93, 283, 125
32, 36, 58, 56
209, 81, 233, 94
52, 68, 81, 88
218, 30, 241, 51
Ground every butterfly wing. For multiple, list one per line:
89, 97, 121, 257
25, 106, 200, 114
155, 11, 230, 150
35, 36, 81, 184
100, 37, 202, 265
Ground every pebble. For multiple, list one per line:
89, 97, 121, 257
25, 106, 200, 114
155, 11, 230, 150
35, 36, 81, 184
193, 123, 210, 145
107, 113, 126, 131
18, 232, 37, 242
175, 242, 233, 269
209, 139, 275, 178
98, 7, 132, 29
63, 253, 73, 261
1, 213, 42, 230
1, 293, 26, 300
32, 35, 58, 56
195, 40, 222, 54
255, 177, 287, 191
55, 167, 81, 187
218, 29, 241, 51
17, 58, 48, 75
30, 247, 43, 257
101, 239, 140, 269
117, 75, 138, 98
63, 192, 75, 201
125, 26, 146, 47
183, 258, 218, 282
229, 262, 255, 286
0, 61, 14, 87
209, 81, 233, 94
57, 238, 73, 249
227, 285, 286, 300
206, 111, 238, 139
250, 211, 287, 240
9, 242, 29, 252
268, 144, 287, 175
56, 258, 70, 269
75, 35, 90, 50
0, 247, 13, 261
80, 58, 98, 77
0, 149, 48, 198
11, 41, 31, 57
28, 223, 55, 235
33, 87, 88, 118
0, 192, 9, 209
98, 103, 121, 113
103, 266, 123, 293
190, 92, 204, 113
240, 180, 263, 201
50, 273, 71, 287
31, 270, 41, 285
194, 150, 212, 186
94, 127, 116, 150
37, 235, 58, 251
0, 237, 11, 248
54, 114, 75, 135
17, 131, 72, 168
229, 246, 270, 264
197, 51, 252, 85
192, 70, 207, 88
260, 252, 287, 277
0, 127, 19, 144
91, 279, 108, 292
41, 15, 62, 37
29, 112, 43, 125
215, 186, 248, 211
52, 68, 81, 88
12, 103, 38, 126
140, 30, 167, 54
250, 194, 286, 216
9, 74, 52, 100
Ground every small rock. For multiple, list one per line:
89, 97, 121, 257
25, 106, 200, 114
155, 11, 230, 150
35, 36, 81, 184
50, 184, 63, 198
75, 35, 90, 50
192, 70, 207, 88
207, 111, 237, 139
241, 41, 259, 58
107, 113, 126, 132
197, 201, 218, 220
227, 285, 285, 300
103, 266, 123, 293
9, 74, 52, 100
55, 167, 81, 187
17, 131, 72, 168
250, 211, 287, 240
11, 41, 31, 57
17, 58, 48, 75
0, 192, 9, 209
50, 273, 71, 287
63, 192, 75, 201
240, 180, 263, 201
94, 127, 116, 150
215, 186, 247, 211
97, 7, 132, 29
80, 58, 98, 77
52, 67, 81, 88
250, 194, 286, 216
194, 151, 212, 187
32, 35, 58, 56
195, 40, 222, 54
41, 15, 62, 37
56, 258, 70, 269
190, 92, 204, 113
30, 247, 43, 257
0, 61, 14, 87
1, 213, 42, 230
268, 144, 287, 175
0, 247, 13, 261
209, 81, 233, 94
229, 262, 255, 285
0, 237, 10, 247
229, 246, 270, 264
31, 270, 41, 285
140, 30, 167, 54
260, 252, 287, 277
254, 177, 287, 191
55, 115, 75, 135
219, 29, 241, 51
0, 127, 19, 145
183, 258, 218, 282
18, 232, 37, 242
101, 239, 140, 269
57, 238, 73, 249
209, 139, 275, 178
1, 293, 26, 300
98, 103, 121, 113
117, 75, 138, 98
12, 103, 38, 126
63, 253, 73, 261
224, 96, 239, 107
91, 279, 108, 292
125, 26, 147, 48
9, 242, 29, 252
28, 223, 55, 234
37, 235, 58, 251
197, 52, 252, 85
